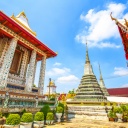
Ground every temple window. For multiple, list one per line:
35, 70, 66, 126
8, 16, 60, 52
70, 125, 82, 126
9, 49, 23, 74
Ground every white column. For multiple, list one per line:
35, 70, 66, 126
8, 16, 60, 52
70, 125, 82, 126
0, 38, 18, 88
25, 50, 36, 92
38, 56, 46, 95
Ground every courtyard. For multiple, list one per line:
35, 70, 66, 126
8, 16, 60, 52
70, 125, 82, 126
45, 118, 128, 128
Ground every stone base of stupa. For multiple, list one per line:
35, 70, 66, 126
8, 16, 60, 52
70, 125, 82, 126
67, 105, 112, 121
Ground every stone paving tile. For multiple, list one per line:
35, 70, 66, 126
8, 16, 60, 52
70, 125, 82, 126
45, 119, 128, 128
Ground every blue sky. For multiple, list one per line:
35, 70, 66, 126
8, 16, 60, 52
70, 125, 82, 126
0, 0, 128, 93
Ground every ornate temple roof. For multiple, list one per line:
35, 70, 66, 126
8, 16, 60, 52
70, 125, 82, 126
11, 11, 36, 36
0, 11, 57, 59
110, 13, 128, 60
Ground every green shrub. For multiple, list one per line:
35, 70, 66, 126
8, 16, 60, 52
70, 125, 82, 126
21, 113, 33, 123
0, 112, 2, 118
46, 112, 54, 120
56, 106, 63, 113
34, 112, 44, 121
113, 107, 123, 114
58, 102, 64, 113
6, 114, 20, 125
108, 110, 116, 118
40, 105, 50, 120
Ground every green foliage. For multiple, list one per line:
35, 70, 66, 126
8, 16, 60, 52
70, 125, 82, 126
108, 110, 116, 118
120, 105, 128, 112
56, 106, 63, 113
113, 107, 123, 114
21, 109, 27, 115
21, 113, 33, 123
50, 98, 55, 101
46, 112, 54, 120
6, 114, 20, 125
0, 112, 2, 118
58, 102, 64, 113
40, 105, 50, 120
34, 112, 44, 121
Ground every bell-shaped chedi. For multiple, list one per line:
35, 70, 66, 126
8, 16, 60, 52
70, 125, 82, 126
74, 43, 107, 102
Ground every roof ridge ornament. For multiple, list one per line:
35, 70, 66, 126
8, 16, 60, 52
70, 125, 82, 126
124, 18, 128, 28
110, 12, 117, 21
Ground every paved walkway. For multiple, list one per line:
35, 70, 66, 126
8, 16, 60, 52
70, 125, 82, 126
45, 118, 128, 128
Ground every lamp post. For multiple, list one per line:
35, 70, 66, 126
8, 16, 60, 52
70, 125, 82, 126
3, 91, 9, 108
35, 96, 38, 108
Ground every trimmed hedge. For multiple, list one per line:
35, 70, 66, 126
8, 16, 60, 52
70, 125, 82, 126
34, 112, 44, 121
6, 114, 20, 125
56, 106, 63, 113
21, 113, 33, 123
46, 112, 54, 120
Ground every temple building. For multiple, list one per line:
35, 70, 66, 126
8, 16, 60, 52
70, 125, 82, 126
74, 43, 107, 102
110, 13, 128, 60
99, 65, 109, 96
0, 11, 57, 109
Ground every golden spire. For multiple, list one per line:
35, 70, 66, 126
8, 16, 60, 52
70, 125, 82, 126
85, 40, 90, 64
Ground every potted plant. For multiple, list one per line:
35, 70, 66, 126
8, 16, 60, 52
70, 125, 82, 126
20, 113, 33, 128
107, 110, 116, 121
34, 112, 44, 127
114, 107, 123, 122
56, 106, 63, 122
4, 114, 20, 128
46, 112, 54, 125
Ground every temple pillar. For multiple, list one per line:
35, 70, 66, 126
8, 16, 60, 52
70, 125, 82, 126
25, 50, 36, 92
33, 60, 37, 86
0, 38, 18, 88
38, 56, 46, 95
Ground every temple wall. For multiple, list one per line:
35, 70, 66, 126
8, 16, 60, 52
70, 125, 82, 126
7, 44, 30, 86
0, 38, 9, 68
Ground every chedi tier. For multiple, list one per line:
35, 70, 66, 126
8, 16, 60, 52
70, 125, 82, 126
74, 43, 108, 102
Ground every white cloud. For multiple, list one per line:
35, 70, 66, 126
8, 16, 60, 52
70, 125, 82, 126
53, 62, 61, 66
114, 67, 128, 76
56, 75, 80, 84
75, 2, 127, 48
46, 67, 70, 76
121, 84, 128, 87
